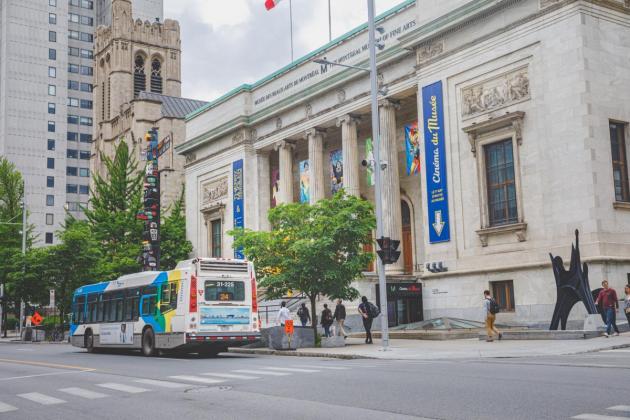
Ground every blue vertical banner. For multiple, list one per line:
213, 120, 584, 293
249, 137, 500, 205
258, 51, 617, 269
422, 81, 451, 243
232, 159, 245, 259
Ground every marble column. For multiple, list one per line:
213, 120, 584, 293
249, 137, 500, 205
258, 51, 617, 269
337, 115, 361, 197
306, 128, 326, 204
277, 141, 294, 204
256, 150, 271, 230
379, 99, 404, 273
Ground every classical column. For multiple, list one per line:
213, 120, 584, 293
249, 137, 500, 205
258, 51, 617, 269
337, 115, 361, 197
277, 141, 294, 204
256, 150, 271, 230
306, 128, 326, 204
379, 99, 404, 273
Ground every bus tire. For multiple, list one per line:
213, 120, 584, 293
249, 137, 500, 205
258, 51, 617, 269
85, 331, 96, 353
142, 328, 156, 357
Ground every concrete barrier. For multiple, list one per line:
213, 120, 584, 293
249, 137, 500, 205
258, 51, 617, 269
266, 326, 315, 350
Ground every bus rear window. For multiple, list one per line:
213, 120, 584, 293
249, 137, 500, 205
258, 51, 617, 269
204, 280, 245, 302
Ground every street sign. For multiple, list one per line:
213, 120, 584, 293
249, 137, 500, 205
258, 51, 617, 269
31, 311, 43, 326
157, 135, 171, 158
284, 319, 294, 335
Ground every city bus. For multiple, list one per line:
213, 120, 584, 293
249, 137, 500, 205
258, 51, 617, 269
69, 258, 260, 357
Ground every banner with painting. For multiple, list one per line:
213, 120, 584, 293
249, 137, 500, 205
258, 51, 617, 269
330, 150, 343, 194
299, 160, 310, 203
271, 168, 280, 207
405, 122, 421, 175
365, 138, 375, 186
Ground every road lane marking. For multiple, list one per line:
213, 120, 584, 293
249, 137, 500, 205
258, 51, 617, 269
262, 367, 319, 373
608, 406, 630, 412
0, 402, 18, 413
0, 370, 91, 381
59, 387, 108, 399
601, 349, 630, 353
169, 376, 225, 385
96, 383, 148, 394
573, 415, 630, 420
0, 358, 94, 372
17, 393, 66, 405
233, 369, 291, 376
134, 379, 189, 388
290, 365, 349, 370
201, 373, 260, 380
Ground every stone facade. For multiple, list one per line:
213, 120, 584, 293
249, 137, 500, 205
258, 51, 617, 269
177, 0, 630, 326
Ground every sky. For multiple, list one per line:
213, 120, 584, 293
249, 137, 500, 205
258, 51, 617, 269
163, 0, 405, 102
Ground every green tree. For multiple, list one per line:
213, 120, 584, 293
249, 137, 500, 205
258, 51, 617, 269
160, 189, 193, 270
83, 141, 144, 280
230, 191, 375, 336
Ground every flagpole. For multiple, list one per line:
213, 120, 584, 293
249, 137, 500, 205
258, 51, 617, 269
289, 0, 294, 62
328, 0, 332, 42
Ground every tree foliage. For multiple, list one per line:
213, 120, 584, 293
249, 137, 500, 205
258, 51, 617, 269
230, 191, 375, 334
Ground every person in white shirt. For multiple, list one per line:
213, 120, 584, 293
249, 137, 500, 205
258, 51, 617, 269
275, 301, 291, 326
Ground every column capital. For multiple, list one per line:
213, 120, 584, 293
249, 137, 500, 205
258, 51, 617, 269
304, 127, 326, 140
336, 114, 361, 128
378, 98, 401, 110
274, 140, 296, 151
255, 148, 271, 157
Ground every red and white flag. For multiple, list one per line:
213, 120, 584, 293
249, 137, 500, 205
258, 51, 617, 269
265, 0, 283, 10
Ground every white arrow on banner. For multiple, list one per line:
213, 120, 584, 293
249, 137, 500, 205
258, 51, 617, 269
432, 210, 445, 237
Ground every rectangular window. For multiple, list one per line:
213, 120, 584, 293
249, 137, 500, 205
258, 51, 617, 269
67, 149, 78, 159
79, 151, 90, 160
46, 195, 54, 206
87, 294, 98, 323
80, 99, 93, 109
49, 0, 57, 6
141, 287, 157, 316
47, 157, 55, 169
69, 30, 79, 40
68, 115, 79, 125
66, 202, 80, 212
49, 48, 56, 60
79, 168, 90, 177
69, 0, 79, 6
79, 185, 89, 194
67, 132, 78, 141
80, 133, 92, 143
68, 13, 79, 23
49, 13, 57, 24
48, 66, 56, 78
68, 64, 79, 74
48, 103, 56, 114
66, 184, 78, 194
79, 116, 92, 126
68, 80, 80, 90
49, 31, 56, 42
80, 15, 93, 26
48, 85, 56, 96
211, 219, 222, 258
67, 166, 78, 176
73, 295, 85, 325
46, 214, 54, 225
81, 0, 93, 9
68, 97, 79, 107
47, 121, 55, 132
68, 47, 80, 57
45, 232, 54, 244
485, 139, 517, 227
80, 65, 93, 76
80, 49, 93, 59
47, 139, 55, 151
47, 176, 55, 188
80, 32, 93, 43
204, 280, 245, 302
610, 122, 630, 202
491, 280, 515, 312
80, 82, 93, 92
125, 289, 140, 321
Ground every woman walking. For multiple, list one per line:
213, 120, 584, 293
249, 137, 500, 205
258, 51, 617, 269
625, 284, 630, 326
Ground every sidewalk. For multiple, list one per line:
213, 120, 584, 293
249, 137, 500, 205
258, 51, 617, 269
229, 333, 630, 360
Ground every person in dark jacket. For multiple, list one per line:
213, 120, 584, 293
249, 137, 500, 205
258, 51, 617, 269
333, 299, 347, 338
320, 304, 334, 337
358, 296, 374, 344
297, 303, 311, 327
595, 280, 619, 337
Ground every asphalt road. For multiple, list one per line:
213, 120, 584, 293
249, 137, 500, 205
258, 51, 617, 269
0, 344, 629, 420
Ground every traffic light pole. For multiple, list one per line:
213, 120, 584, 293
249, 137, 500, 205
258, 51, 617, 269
367, 0, 390, 351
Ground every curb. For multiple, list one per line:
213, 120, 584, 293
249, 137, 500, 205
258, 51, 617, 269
227, 347, 374, 359
0, 340, 70, 345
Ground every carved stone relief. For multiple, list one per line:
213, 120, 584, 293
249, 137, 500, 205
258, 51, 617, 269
305, 103, 313, 119
202, 177, 228, 207
336, 89, 346, 103
461, 68, 530, 119
185, 153, 196, 164
276, 117, 282, 130
232, 130, 245, 145
417, 40, 444, 65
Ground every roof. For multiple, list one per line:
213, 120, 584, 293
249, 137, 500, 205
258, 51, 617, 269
137, 91, 208, 119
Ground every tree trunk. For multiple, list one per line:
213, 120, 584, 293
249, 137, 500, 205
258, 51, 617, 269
310, 294, 318, 341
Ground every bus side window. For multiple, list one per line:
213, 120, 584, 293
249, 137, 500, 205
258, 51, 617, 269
170, 282, 178, 309
125, 289, 140, 321
75, 295, 86, 324
87, 294, 98, 323
115, 293, 124, 322
141, 286, 157, 317
160, 283, 170, 313
96, 295, 104, 323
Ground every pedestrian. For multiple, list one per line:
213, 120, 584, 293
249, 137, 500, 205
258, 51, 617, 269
358, 296, 376, 344
275, 301, 291, 326
595, 280, 619, 337
320, 304, 333, 338
624, 284, 630, 326
297, 303, 310, 327
333, 299, 347, 338
483, 290, 502, 342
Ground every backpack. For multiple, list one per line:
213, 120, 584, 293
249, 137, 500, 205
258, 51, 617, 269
366, 302, 381, 318
488, 298, 500, 315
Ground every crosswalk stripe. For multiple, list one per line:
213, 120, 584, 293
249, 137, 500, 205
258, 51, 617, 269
263, 367, 320, 373
233, 369, 291, 376
169, 375, 225, 385
96, 383, 148, 394
201, 373, 260, 380
608, 406, 630, 412
59, 387, 108, 399
0, 402, 18, 413
573, 414, 630, 420
17, 393, 66, 405
134, 379, 189, 388
290, 365, 349, 370
601, 350, 630, 353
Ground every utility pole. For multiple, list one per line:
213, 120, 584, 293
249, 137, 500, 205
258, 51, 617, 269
19, 185, 26, 337
367, 0, 390, 351
139, 128, 160, 271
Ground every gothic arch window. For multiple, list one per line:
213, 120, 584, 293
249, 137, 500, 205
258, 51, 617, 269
134, 54, 146, 98
150, 58, 162, 94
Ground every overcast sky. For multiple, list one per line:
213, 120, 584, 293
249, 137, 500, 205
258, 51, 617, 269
163, 0, 404, 102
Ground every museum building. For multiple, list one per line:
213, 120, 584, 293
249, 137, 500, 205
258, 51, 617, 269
177, 0, 630, 326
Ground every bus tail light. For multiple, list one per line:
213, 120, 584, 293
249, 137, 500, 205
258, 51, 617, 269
251, 271, 258, 313
190, 274, 198, 313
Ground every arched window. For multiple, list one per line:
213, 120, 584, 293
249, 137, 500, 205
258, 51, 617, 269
134, 55, 146, 97
150, 58, 162, 94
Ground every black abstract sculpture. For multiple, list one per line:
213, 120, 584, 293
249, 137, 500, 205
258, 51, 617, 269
549, 230, 598, 330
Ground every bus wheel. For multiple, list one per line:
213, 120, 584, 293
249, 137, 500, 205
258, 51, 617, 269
85, 331, 96, 353
142, 328, 156, 357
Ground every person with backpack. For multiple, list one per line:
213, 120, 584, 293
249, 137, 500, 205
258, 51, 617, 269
320, 304, 334, 337
297, 303, 311, 327
483, 290, 502, 342
333, 299, 347, 338
358, 296, 379, 344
